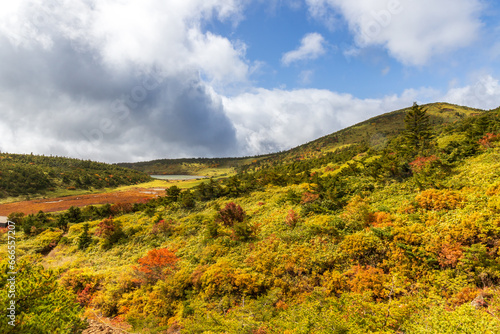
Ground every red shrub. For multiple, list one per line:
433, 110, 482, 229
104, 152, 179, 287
216, 202, 246, 227
284, 209, 300, 228
479, 133, 500, 148
95, 217, 117, 238
409, 155, 438, 173
151, 219, 174, 236
77, 283, 97, 306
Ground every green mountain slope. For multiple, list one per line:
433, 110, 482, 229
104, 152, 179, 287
119, 102, 485, 174
2, 103, 500, 333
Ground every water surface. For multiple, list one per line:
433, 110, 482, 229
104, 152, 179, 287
150, 175, 206, 180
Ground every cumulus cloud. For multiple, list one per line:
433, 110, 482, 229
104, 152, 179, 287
443, 75, 500, 110
0, 0, 247, 162
306, 0, 483, 65
282, 32, 327, 66
222, 77, 500, 156
222, 87, 423, 155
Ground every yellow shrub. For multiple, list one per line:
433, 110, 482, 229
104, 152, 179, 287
321, 270, 347, 296
415, 189, 465, 211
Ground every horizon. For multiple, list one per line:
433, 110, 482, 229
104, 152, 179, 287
1, 100, 481, 164
0, 1, 499, 163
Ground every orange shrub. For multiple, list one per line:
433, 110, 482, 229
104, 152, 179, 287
438, 241, 463, 268
300, 192, 319, 204
415, 189, 465, 211
370, 212, 393, 227
346, 265, 388, 299
275, 300, 288, 310
452, 286, 479, 306
135, 248, 179, 283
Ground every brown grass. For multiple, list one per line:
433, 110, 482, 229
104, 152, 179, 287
0, 188, 166, 216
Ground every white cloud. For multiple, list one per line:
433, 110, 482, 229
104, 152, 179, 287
222, 76, 500, 156
443, 75, 500, 110
0, 0, 250, 162
306, 0, 483, 65
0, 0, 249, 84
282, 32, 327, 66
222, 87, 422, 155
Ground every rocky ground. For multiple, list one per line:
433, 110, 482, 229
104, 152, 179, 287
82, 319, 130, 334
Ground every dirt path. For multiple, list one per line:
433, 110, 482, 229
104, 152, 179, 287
0, 188, 166, 216
82, 319, 131, 334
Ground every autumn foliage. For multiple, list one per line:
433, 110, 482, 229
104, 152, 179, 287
135, 248, 179, 283
479, 133, 500, 148
415, 189, 465, 211
284, 209, 300, 228
216, 202, 246, 227
6, 105, 500, 333
409, 155, 438, 173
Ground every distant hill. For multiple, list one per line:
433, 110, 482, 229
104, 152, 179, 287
119, 102, 485, 174
0, 153, 151, 198
117, 155, 273, 176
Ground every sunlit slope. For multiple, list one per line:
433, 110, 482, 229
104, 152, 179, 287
279, 102, 484, 160
119, 103, 485, 174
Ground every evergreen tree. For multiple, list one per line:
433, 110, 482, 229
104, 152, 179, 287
77, 223, 92, 250
67, 206, 83, 224
57, 215, 69, 233
403, 102, 433, 155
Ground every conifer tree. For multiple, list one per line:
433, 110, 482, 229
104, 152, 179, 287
403, 102, 432, 155
77, 223, 92, 250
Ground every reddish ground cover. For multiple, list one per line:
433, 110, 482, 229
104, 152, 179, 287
0, 188, 166, 216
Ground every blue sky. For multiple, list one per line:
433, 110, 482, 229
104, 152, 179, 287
0, 0, 499, 162
214, 0, 499, 97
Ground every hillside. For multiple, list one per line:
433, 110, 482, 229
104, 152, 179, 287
0, 153, 151, 200
117, 156, 272, 178
119, 102, 484, 174
2, 103, 500, 333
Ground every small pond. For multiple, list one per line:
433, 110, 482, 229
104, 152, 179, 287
150, 175, 207, 180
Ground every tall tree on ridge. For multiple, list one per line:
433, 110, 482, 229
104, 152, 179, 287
404, 102, 433, 156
